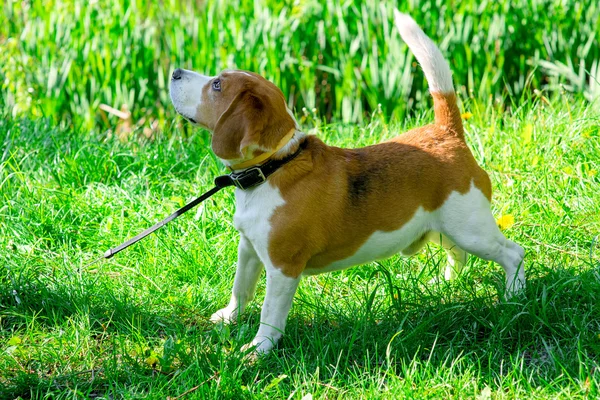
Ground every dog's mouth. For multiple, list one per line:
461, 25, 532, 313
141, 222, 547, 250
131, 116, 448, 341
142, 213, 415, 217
173, 107, 198, 125
179, 112, 208, 129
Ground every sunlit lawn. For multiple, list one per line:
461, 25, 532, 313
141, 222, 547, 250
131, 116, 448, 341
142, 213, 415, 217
1, 94, 599, 398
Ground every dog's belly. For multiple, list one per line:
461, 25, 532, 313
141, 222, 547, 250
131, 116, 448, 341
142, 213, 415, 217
302, 207, 434, 276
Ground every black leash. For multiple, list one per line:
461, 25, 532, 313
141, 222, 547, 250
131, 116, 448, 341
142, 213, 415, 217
103, 175, 233, 260
84, 142, 306, 268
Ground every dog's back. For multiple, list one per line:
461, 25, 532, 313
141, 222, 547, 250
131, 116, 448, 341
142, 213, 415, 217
265, 13, 492, 274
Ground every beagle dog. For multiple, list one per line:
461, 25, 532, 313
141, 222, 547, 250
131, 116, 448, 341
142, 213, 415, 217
170, 11, 525, 355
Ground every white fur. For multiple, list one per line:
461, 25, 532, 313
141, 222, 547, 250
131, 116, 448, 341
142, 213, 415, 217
274, 130, 306, 159
210, 236, 263, 324
232, 184, 285, 263
304, 183, 525, 296
241, 266, 300, 354
212, 182, 302, 354
436, 184, 526, 295
211, 184, 282, 325
169, 69, 212, 122
227, 70, 253, 77
393, 10, 454, 94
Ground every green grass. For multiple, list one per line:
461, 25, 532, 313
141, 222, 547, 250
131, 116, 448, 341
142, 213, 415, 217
1, 0, 600, 397
1, 0, 599, 129
1, 93, 599, 398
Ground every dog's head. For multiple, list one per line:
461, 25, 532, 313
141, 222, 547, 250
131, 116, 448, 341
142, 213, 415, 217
169, 69, 296, 164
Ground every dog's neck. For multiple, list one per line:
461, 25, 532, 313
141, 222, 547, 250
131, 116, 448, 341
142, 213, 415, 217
272, 129, 307, 160
227, 129, 307, 172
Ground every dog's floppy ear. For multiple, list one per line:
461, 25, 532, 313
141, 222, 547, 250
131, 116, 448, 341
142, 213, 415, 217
211, 87, 295, 161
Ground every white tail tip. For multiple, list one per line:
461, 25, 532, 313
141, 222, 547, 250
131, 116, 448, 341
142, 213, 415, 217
393, 10, 454, 94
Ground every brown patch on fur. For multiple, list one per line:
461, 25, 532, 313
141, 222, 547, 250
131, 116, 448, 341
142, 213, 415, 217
193, 71, 295, 161
431, 92, 463, 137
265, 92, 491, 277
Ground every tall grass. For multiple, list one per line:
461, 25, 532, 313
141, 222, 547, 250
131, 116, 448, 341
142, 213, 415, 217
1, 0, 599, 130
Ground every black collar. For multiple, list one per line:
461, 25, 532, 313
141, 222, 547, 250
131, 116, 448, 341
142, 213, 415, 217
215, 139, 307, 190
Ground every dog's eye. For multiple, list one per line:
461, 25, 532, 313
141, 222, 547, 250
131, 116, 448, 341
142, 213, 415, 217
212, 79, 221, 91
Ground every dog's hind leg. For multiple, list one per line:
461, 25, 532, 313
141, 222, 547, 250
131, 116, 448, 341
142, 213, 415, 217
438, 186, 526, 298
428, 231, 468, 281
401, 232, 430, 256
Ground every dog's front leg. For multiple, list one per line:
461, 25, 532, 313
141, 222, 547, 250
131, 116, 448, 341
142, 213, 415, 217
242, 265, 301, 355
210, 236, 263, 324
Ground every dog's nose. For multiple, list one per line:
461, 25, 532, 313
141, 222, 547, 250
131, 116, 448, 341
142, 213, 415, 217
172, 68, 183, 80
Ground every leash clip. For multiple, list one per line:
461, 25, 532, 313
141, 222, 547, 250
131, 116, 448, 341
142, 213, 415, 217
231, 167, 267, 190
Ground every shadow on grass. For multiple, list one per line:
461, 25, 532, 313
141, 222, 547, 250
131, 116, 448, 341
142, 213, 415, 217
2, 265, 599, 398
267, 265, 600, 394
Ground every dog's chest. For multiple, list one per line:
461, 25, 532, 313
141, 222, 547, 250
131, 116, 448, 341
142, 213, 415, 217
233, 184, 285, 260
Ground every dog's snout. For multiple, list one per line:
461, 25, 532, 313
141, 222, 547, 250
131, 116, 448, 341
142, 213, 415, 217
172, 68, 183, 80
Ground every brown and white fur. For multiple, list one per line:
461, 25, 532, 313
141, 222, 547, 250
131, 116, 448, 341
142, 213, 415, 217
169, 11, 525, 355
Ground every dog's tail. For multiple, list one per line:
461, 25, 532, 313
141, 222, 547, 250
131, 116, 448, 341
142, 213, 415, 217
393, 10, 463, 137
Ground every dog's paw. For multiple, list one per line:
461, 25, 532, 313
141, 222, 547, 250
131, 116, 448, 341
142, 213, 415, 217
503, 270, 526, 301
503, 282, 526, 301
241, 337, 274, 359
210, 306, 238, 324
